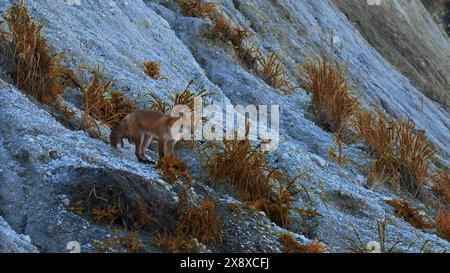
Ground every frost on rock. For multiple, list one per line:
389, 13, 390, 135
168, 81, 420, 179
0, 0, 448, 253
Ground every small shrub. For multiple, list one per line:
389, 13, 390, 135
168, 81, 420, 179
279, 233, 325, 253
175, 198, 223, 244
156, 155, 193, 184
432, 169, 450, 204
353, 110, 435, 195
257, 50, 295, 94
436, 209, 450, 241
178, 0, 217, 19
386, 200, 432, 230
0, 3, 79, 105
300, 35, 358, 132
143, 60, 160, 79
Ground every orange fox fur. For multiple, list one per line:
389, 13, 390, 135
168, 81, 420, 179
110, 110, 198, 163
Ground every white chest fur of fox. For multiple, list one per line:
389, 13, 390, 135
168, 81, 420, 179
110, 110, 199, 163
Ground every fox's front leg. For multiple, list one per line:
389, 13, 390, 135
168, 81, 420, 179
158, 138, 165, 160
165, 140, 176, 156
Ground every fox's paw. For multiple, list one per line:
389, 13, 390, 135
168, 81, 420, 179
138, 157, 154, 164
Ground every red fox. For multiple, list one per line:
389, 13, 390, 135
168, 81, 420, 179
110, 110, 199, 163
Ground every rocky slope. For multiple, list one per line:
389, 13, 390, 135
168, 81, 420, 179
0, 0, 449, 253
333, 0, 450, 108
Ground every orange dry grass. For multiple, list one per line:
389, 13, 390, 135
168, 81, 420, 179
354, 110, 435, 195
156, 155, 192, 184
205, 125, 272, 202
436, 210, 450, 241
257, 50, 294, 94
212, 17, 251, 48
260, 172, 301, 228
300, 36, 358, 132
146, 79, 208, 113
327, 131, 347, 166
0, 3, 78, 105
175, 199, 223, 244
279, 233, 325, 253
178, 0, 217, 19
236, 43, 258, 70
386, 200, 432, 230
81, 67, 135, 135
172, 79, 208, 111
143, 60, 160, 79
211, 17, 257, 69
154, 234, 199, 253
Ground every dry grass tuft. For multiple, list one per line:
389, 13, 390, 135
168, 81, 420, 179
353, 110, 435, 195
81, 67, 135, 136
172, 79, 208, 110
211, 17, 257, 70
146, 79, 208, 113
155, 184, 222, 252
92, 203, 119, 224
204, 125, 300, 228
175, 198, 223, 244
154, 234, 199, 253
178, 0, 218, 19
205, 125, 272, 202
386, 200, 432, 230
261, 172, 301, 228
227, 203, 241, 213
0, 3, 79, 105
212, 17, 251, 48
143, 60, 160, 79
236, 43, 258, 70
327, 131, 347, 166
279, 232, 325, 253
432, 169, 450, 204
121, 232, 145, 252
94, 232, 144, 252
156, 155, 193, 184
436, 209, 450, 242
257, 50, 295, 94
300, 35, 358, 132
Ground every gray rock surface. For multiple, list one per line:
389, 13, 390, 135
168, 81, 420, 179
0, 0, 449, 253
0, 217, 38, 253
332, 0, 450, 108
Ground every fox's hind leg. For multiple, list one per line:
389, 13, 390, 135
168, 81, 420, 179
134, 130, 150, 164
141, 135, 153, 158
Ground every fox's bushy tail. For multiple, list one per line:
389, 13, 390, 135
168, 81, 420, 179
110, 118, 128, 148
